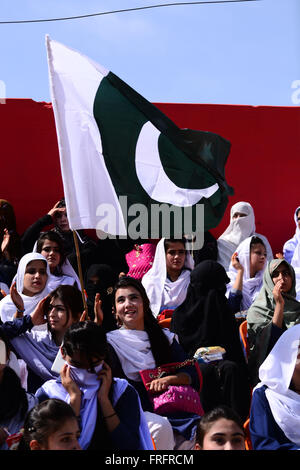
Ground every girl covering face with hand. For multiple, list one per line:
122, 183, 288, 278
35, 321, 153, 451
247, 258, 300, 386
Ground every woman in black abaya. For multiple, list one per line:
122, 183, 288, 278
171, 260, 251, 421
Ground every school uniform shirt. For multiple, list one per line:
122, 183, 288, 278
250, 324, 300, 450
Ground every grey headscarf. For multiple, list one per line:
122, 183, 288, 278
247, 258, 300, 384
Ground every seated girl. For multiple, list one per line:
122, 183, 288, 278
226, 236, 267, 313
0, 253, 51, 324
0, 284, 83, 392
106, 276, 202, 450
35, 231, 80, 291
0, 199, 22, 287
250, 324, 300, 450
142, 237, 194, 318
247, 258, 300, 386
14, 399, 81, 451
35, 321, 153, 451
194, 405, 246, 451
170, 260, 251, 422
283, 206, 300, 264
0, 337, 38, 450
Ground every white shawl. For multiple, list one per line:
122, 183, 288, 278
0, 253, 51, 323
283, 206, 300, 264
217, 201, 273, 270
107, 328, 175, 381
40, 371, 153, 450
226, 236, 266, 310
32, 241, 81, 291
256, 323, 300, 446
142, 238, 194, 317
289, 210, 300, 301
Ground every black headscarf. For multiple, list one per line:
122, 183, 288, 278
170, 260, 245, 364
84, 264, 118, 332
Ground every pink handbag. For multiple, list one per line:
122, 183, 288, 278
152, 385, 204, 416
139, 359, 204, 417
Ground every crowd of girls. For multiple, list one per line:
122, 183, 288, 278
1, 198, 300, 451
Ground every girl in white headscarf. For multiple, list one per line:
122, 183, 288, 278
34, 231, 80, 291
249, 324, 300, 450
0, 253, 51, 324
284, 209, 300, 301
226, 235, 267, 311
217, 201, 273, 270
283, 206, 300, 264
142, 238, 194, 318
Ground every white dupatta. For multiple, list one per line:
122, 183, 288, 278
217, 201, 273, 270
40, 367, 153, 450
256, 324, 300, 446
107, 328, 175, 382
32, 241, 81, 291
226, 236, 266, 310
142, 238, 194, 317
0, 252, 51, 323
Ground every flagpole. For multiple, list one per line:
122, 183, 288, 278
72, 230, 88, 314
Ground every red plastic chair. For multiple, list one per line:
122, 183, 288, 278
239, 320, 249, 360
243, 417, 252, 450
158, 317, 172, 329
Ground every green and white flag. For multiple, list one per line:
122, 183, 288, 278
46, 36, 233, 240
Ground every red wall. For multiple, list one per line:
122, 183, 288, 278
2, 99, 300, 254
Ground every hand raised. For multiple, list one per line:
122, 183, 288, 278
231, 252, 244, 271
1, 228, 10, 254
10, 282, 24, 315
94, 293, 103, 325
48, 201, 66, 220
79, 309, 90, 322
273, 280, 285, 305
30, 296, 49, 325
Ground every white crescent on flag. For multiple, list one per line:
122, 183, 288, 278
135, 121, 219, 206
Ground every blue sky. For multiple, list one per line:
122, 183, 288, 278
0, 0, 299, 105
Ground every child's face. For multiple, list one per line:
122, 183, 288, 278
250, 243, 267, 274
196, 418, 245, 450
42, 418, 81, 450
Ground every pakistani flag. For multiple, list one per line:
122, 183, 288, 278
46, 36, 233, 240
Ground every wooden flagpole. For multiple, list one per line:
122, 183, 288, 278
72, 230, 88, 314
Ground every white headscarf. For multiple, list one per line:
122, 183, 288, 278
284, 208, 300, 301
107, 328, 175, 381
0, 253, 51, 323
217, 201, 273, 270
142, 238, 194, 317
226, 236, 267, 310
40, 371, 153, 450
283, 206, 300, 264
256, 324, 300, 446
32, 240, 81, 291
